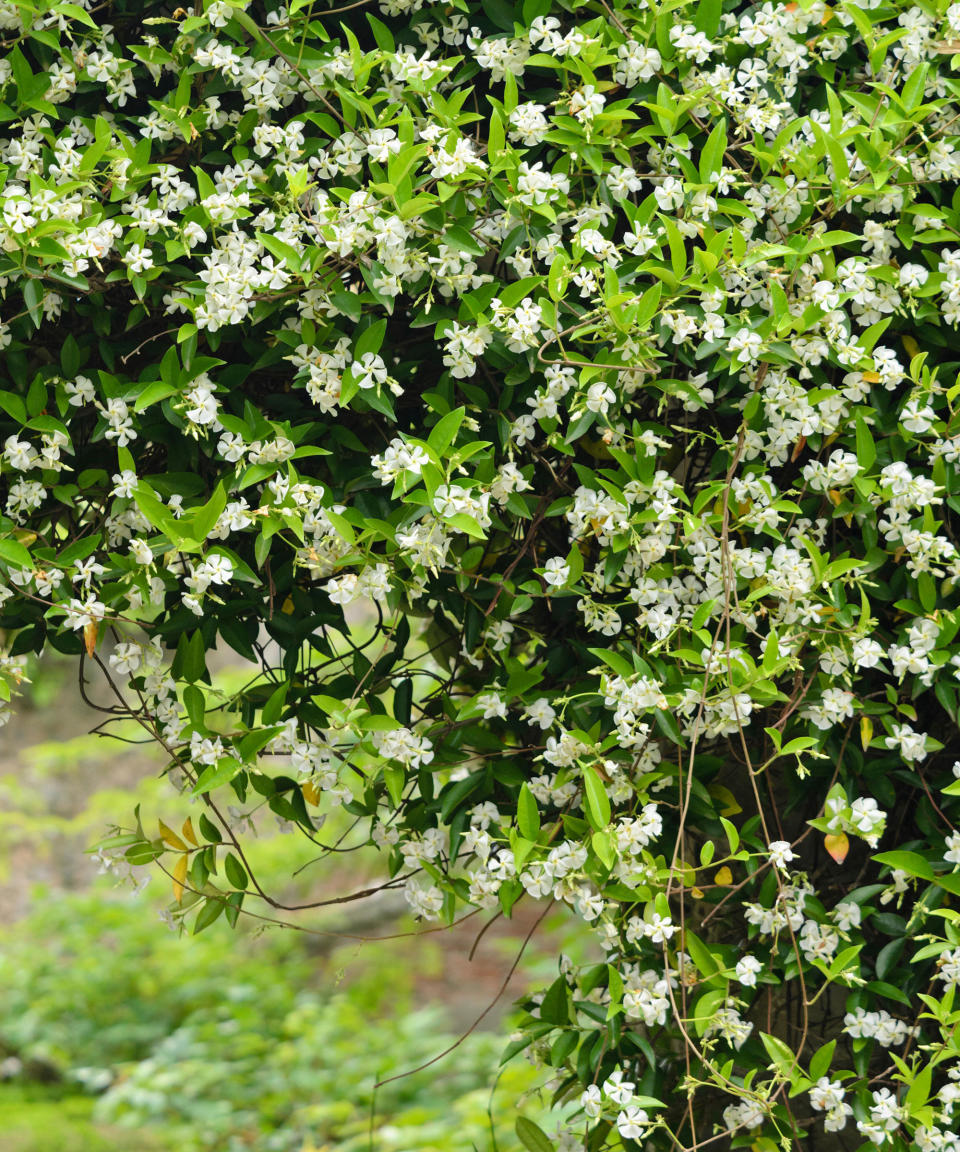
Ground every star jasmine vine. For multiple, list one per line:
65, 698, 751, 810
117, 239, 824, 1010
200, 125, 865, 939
4, 0, 960, 1148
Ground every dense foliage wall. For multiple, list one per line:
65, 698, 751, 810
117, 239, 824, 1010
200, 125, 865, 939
5, 0, 960, 1147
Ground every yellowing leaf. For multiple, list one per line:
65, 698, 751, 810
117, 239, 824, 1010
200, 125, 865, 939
825, 831, 849, 864
159, 819, 187, 851
691, 886, 705, 899
302, 781, 320, 806
860, 715, 874, 750
282, 596, 295, 614
902, 334, 920, 358
181, 816, 198, 846
714, 866, 733, 886
172, 852, 188, 903
862, 370, 882, 383
751, 1138, 781, 1152
708, 783, 742, 816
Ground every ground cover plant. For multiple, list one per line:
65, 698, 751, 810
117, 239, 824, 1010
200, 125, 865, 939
0, 884, 545, 1151
4, 0, 960, 1147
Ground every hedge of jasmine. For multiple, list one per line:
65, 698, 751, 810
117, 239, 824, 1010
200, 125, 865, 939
3, 0, 960, 1147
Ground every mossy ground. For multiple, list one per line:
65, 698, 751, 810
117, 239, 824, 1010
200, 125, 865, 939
0, 1085, 163, 1152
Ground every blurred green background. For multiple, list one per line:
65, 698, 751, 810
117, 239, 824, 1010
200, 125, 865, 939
0, 656, 574, 1151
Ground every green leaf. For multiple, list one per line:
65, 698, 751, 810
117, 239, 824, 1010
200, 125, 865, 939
855, 416, 876, 473
900, 62, 928, 112
515, 1117, 555, 1152
384, 764, 404, 807
905, 1059, 933, 1110
133, 483, 185, 546
775, 737, 814, 761
198, 813, 222, 842
699, 118, 727, 182
517, 783, 540, 841
25, 376, 45, 419
719, 816, 739, 854
134, 381, 178, 412
52, 1, 98, 27
0, 539, 33, 569
663, 219, 687, 278
693, 988, 727, 1036
180, 630, 208, 684
591, 828, 615, 870
760, 1032, 799, 1078
445, 513, 486, 539
690, 598, 716, 632
588, 647, 633, 678
428, 407, 465, 455
488, 106, 505, 164
22, 279, 43, 329
917, 571, 936, 613
257, 231, 303, 274
633, 281, 662, 330
843, 1, 874, 45
192, 165, 217, 202
875, 937, 905, 981
188, 483, 227, 544
684, 929, 721, 979
444, 225, 484, 257
237, 726, 283, 763
822, 556, 864, 582
548, 250, 568, 302
539, 976, 570, 1026
224, 890, 244, 928
873, 850, 934, 880
125, 839, 164, 866
183, 684, 205, 730
366, 12, 394, 51
57, 534, 102, 567
809, 1039, 836, 1082
262, 683, 288, 726
193, 895, 225, 934
391, 675, 412, 725
224, 853, 248, 890
192, 757, 241, 795
769, 279, 789, 327
811, 121, 849, 185
354, 318, 387, 361
582, 765, 611, 831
